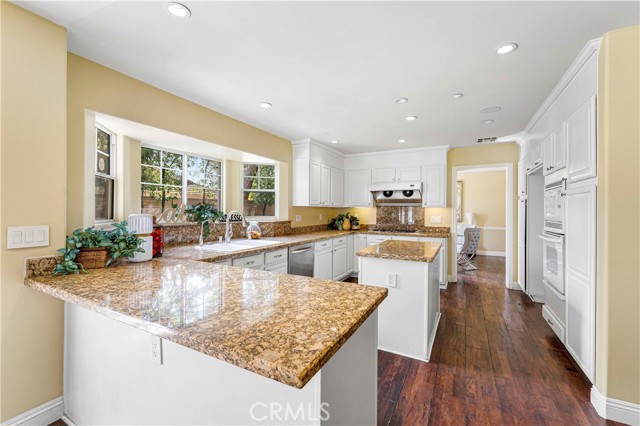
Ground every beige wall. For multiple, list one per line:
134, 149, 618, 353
596, 25, 640, 405
457, 170, 507, 253
0, 3, 67, 421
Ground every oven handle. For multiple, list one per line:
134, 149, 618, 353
539, 234, 562, 243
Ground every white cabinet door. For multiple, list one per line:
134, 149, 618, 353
332, 245, 348, 280
423, 165, 446, 207
313, 249, 333, 280
330, 168, 344, 206
396, 167, 421, 182
309, 161, 322, 206
566, 95, 596, 184
353, 235, 367, 273
264, 261, 288, 273
518, 160, 526, 197
542, 133, 555, 176
517, 197, 526, 290
531, 142, 543, 170
366, 235, 391, 246
320, 164, 331, 205
564, 181, 596, 381
371, 168, 396, 183
346, 235, 354, 274
421, 237, 447, 287
346, 170, 372, 207
552, 125, 567, 172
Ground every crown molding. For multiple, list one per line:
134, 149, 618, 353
524, 38, 601, 134
343, 144, 451, 158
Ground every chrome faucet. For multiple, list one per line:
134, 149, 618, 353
199, 219, 216, 246
225, 211, 247, 243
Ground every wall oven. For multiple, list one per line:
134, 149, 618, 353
543, 178, 566, 234
540, 232, 565, 296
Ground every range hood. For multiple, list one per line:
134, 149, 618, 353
369, 181, 423, 206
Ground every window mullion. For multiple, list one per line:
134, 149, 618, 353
182, 153, 188, 206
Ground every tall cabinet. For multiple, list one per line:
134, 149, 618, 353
522, 39, 599, 382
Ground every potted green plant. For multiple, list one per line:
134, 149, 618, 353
55, 221, 144, 275
184, 203, 224, 239
328, 213, 346, 230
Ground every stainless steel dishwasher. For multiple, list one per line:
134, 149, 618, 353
288, 244, 314, 277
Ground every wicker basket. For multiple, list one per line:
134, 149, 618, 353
76, 247, 110, 269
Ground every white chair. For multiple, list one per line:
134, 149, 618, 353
457, 227, 481, 271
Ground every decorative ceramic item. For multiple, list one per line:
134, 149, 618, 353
128, 214, 153, 262
342, 217, 351, 230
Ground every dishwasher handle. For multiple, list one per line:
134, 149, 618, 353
290, 247, 312, 254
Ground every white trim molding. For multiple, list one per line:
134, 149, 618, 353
1, 397, 63, 426
591, 386, 640, 426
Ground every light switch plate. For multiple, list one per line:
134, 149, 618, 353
386, 272, 397, 288
295, 215, 302, 222
151, 335, 163, 365
7, 226, 49, 249
430, 216, 442, 224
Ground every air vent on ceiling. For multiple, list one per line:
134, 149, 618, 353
477, 137, 497, 143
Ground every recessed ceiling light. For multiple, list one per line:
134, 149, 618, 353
452, 93, 464, 99
331, 140, 339, 144
405, 116, 418, 121
478, 106, 502, 114
483, 119, 495, 125
259, 102, 272, 109
395, 97, 409, 104
167, 2, 191, 18
496, 43, 518, 55
398, 139, 406, 143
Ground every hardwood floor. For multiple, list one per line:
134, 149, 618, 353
377, 255, 621, 426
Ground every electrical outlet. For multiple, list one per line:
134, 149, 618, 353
430, 216, 442, 224
295, 215, 302, 222
353, 213, 359, 218
151, 335, 163, 365
386, 272, 397, 288
319, 214, 323, 221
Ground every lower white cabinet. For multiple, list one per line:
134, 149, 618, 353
366, 235, 391, 246
421, 237, 448, 288
332, 244, 348, 280
346, 235, 354, 274
564, 180, 596, 381
264, 261, 288, 273
232, 254, 264, 269
353, 235, 367, 274
314, 247, 333, 280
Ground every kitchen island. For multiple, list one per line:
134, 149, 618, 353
25, 256, 386, 425
357, 240, 441, 361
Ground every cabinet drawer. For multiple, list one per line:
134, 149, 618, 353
264, 261, 288, 273
542, 306, 565, 342
366, 235, 391, 246
315, 240, 333, 252
232, 254, 264, 269
333, 236, 347, 247
215, 259, 232, 266
265, 249, 287, 265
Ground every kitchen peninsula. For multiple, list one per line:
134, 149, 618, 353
25, 246, 386, 425
357, 240, 442, 361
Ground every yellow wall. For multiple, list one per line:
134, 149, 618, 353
0, 3, 67, 420
596, 25, 640, 405
457, 170, 507, 253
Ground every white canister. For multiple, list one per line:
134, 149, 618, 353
128, 214, 153, 263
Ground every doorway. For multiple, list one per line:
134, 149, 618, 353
451, 163, 514, 288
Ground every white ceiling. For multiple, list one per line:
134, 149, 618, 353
17, 1, 639, 154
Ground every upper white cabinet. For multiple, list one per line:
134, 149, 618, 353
422, 165, 446, 207
371, 166, 421, 183
346, 169, 372, 207
542, 125, 567, 176
330, 168, 344, 206
566, 96, 597, 184
292, 139, 345, 207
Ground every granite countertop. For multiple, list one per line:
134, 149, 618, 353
165, 228, 449, 263
25, 257, 387, 389
357, 240, 442, 263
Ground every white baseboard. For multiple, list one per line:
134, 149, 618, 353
512, 281, 524, 291
439, 281, 448, 290
61, 415, 76, 426
591, 386, 640, 425
447, 274, 454, 283
476, 250, 506, 257
1, 397, 63, 426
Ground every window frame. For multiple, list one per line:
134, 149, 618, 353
140, 144, 224, 211
95, 123, 116, 225
241, 162, 278, 220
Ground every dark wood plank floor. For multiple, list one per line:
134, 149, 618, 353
377, 255, 622, 426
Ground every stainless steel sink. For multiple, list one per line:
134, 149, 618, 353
196, 239, 280, 252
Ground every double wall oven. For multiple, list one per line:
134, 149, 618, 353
540, 176, 566, 329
